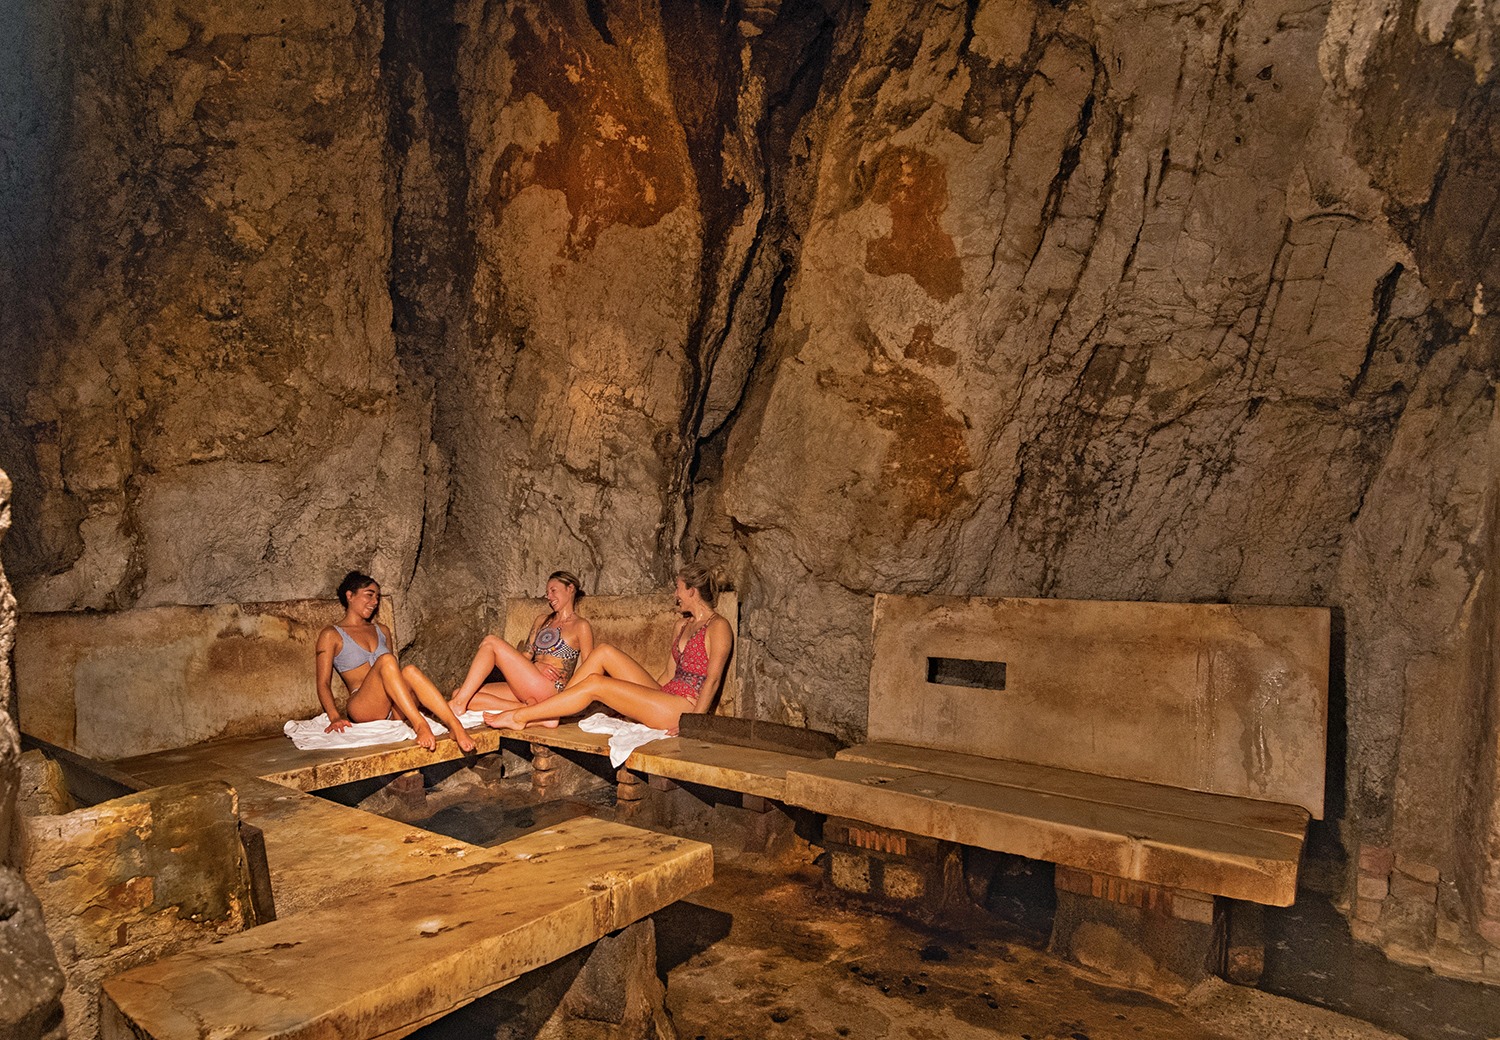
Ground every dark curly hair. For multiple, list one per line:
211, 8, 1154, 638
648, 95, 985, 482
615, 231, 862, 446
337, 570, 378, 607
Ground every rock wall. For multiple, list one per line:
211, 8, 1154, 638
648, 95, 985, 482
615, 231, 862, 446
0, 467, 66, 1038
1, 0, 1498, 969
0, 0, 424, 612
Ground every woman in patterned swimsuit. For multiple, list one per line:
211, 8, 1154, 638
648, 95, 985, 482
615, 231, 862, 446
447, 571, 595, 716
484, 564, 732, 735
314, 571, 476, 753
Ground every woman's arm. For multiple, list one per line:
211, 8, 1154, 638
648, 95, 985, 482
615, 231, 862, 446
315, 627, 351, 732
689, 617, 735, 715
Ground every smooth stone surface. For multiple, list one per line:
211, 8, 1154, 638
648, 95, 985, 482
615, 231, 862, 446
867, 595, 1330, 817
782, 757, 1306, 905
18, 597, 397, 760
101, 816, 712, 1040
840, 742, 1312, 839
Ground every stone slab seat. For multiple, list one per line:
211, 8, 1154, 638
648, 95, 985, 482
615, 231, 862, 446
781, 756, 1306, 905
781, 594, 1330, 909
101, 815, 713, 1040
491, 723, 816, 801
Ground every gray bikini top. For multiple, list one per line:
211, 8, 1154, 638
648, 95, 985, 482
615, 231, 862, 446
332, 626, 389, 674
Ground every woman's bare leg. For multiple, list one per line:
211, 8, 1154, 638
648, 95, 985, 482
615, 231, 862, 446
403, 664, 476, 753
449, 635, 553, 712
349, 657, 438, 750
485, 675, 689, 733
565, 644, 657, 689
466, 682, 527, 713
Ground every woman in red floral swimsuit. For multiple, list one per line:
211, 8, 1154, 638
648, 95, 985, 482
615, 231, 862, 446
484, 564, 732, 735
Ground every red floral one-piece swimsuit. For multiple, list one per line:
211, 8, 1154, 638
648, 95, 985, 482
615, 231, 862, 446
663, 622, 711, 701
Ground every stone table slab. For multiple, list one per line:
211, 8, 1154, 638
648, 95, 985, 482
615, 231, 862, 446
102, 816, 713, 1040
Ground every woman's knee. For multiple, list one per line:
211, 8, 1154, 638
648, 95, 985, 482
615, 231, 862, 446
401, 663, 423, 683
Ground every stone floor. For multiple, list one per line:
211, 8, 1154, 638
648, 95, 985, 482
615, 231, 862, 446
378, 764, 1495, 1040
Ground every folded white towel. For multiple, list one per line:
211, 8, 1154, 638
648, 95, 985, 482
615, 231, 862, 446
284, 711, 485, 751
577, 712, 671, 768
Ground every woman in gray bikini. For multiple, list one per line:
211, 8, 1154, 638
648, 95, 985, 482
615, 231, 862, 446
446, 570, 595, 716
314, 571, 476, 753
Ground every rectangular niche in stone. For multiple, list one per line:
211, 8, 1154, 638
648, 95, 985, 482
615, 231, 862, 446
926, 656, 1007, 691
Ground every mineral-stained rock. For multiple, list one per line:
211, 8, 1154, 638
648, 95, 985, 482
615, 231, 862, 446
15, 752, 74, 819
399, 0, 709, 634
23, 781, 256, 1040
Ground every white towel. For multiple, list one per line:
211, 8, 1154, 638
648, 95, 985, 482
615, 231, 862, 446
577, 712, 671, 768
284, 711, 485, 751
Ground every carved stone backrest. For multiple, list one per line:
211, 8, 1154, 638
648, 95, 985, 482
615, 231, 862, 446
502, 592, 740, 717
867, 595, 1329, 817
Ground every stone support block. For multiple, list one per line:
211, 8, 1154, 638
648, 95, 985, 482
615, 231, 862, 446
1476, 916, 1500, 947
829, 851, 872, 895
1390, 872, 1438, 904
1394, 856, 1440, 885
616, 768, 647, 802
385, 770, 426, 813
1357, 873, 1389, 901
820, 818, 962, 913
1354, 896, 1385, 922
1051, 868, 1225, 995
402, 917, 678, 1040
1358, 844, 1394, 877
1350, 919, 1380, 945
1225, 902, 1266, 986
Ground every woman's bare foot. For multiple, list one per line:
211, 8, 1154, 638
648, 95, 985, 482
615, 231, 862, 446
451, 727, 477, 753
413, 721, 437, 751
447, 690, 469, 715
483, 710, 524, 731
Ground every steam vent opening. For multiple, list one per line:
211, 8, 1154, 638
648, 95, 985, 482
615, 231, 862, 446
2, 0, 1500, 1038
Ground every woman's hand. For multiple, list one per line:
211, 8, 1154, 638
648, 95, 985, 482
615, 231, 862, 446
325, 716, 353, 734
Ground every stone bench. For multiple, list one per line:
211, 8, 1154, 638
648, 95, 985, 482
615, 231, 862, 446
778, 594, 1329, 988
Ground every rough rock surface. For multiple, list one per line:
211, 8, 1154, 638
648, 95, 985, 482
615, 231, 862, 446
0, 0, 423, 612
1, 0, 1498, 971
22, 782, 256, 1040
0, 467, 65, 1038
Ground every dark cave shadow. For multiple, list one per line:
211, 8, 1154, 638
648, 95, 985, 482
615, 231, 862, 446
653, 899, 735, 975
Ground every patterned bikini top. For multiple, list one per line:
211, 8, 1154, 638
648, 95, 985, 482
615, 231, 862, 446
531, 620, 581, 663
